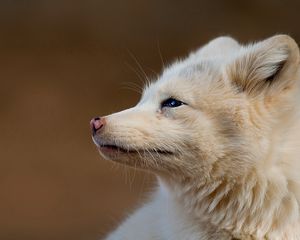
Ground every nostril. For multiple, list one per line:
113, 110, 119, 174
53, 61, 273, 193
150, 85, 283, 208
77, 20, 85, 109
90, 117, 105, 134
93, 120, 103, 130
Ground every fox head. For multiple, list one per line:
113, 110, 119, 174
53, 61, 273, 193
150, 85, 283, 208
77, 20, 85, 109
91, 35, 300, 183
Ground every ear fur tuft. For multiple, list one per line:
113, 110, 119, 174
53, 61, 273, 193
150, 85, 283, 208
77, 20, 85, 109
228, 35, 300, 97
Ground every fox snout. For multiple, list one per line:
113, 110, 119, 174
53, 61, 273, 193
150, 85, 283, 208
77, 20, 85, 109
90, 117, 105, 135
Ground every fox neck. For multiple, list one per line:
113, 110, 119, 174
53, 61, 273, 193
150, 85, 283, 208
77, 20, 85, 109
159, 168, 300, 239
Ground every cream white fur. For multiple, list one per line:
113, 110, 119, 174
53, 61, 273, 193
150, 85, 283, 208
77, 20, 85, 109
93, 35, 300, 240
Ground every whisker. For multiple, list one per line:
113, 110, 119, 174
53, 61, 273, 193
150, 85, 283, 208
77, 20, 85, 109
120, 81, 143, 94
156, 38, 165, 69
126, 49, 149, 85
125, 61, 145, 83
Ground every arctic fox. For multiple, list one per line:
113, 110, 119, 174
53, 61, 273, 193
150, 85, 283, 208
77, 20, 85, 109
91, 35, 300, 240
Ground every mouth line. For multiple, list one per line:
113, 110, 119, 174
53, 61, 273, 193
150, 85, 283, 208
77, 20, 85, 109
99, 144, 174, 155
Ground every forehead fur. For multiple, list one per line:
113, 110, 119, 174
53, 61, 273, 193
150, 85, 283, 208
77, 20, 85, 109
141, 62, 218, 104
142, 36, 241, 102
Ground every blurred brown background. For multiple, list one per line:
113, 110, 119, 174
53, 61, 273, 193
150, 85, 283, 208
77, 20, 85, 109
0, 0, 299, 239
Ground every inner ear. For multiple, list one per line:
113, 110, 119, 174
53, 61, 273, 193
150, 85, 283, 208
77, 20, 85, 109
227, 35, 300, 97
265, 59, 286, 83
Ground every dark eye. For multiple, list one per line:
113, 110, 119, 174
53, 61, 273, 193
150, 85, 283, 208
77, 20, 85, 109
161, 98, 186, 108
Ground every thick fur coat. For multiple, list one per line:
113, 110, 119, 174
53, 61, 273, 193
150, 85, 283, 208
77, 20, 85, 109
91, 35, 300, 239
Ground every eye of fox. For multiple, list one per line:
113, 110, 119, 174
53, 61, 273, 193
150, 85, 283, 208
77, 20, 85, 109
161, 98, 186, 108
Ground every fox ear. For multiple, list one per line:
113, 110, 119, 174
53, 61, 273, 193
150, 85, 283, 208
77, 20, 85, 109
227, 35, 300, 97
198, 36, 240, 56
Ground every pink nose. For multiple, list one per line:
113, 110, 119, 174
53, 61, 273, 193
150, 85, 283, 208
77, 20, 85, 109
90, 117, 105, 134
